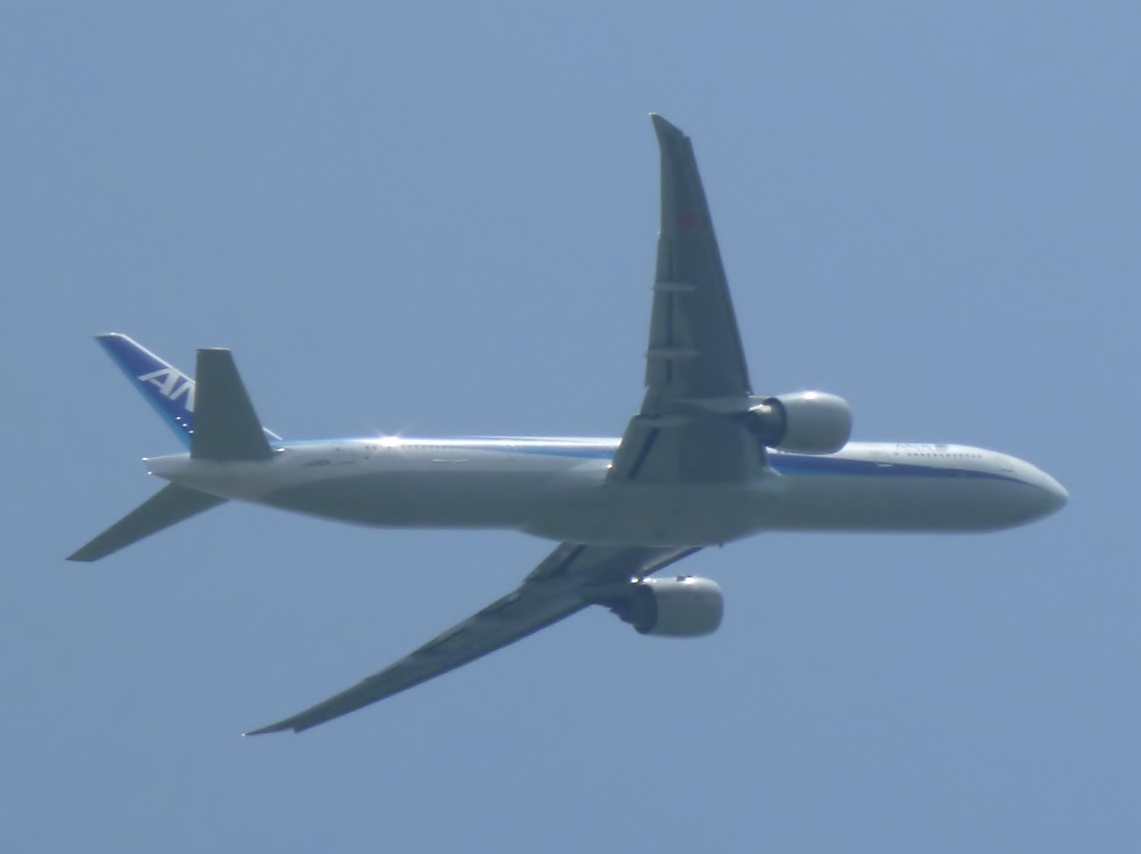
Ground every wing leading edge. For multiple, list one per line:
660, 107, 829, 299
246, 544, 697, 734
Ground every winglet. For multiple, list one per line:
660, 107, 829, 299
649, 112, 683, 139
648, 113, 710, 239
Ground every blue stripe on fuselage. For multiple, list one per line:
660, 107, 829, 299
275, 438, 617, 460
274, 438, 1025, 484
501, 445, 616, 460
768, 452, 1020, 483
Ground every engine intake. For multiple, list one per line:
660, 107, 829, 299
743, 391, 851, 454
611, 576, 723, 637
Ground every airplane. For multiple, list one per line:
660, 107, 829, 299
70, 114, 1068, 735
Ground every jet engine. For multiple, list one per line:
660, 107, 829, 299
742, 391, 851, 454
610, 576, 724, 637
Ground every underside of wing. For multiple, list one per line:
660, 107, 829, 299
245, 585, 587, 735
610, 115, 765, 484
643, 114, 752, 414
246, 544, 697, 734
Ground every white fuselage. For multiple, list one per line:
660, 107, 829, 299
146, 437, 1068, 547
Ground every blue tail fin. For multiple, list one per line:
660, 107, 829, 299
97, 333, 196, 447
96, 333, 281, 447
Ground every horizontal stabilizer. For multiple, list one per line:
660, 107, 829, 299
191, 349, 273, 461
68, 483, 227, 562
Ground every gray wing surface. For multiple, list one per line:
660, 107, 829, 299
246, 544, 697, 734
610, 115, 762, 484
68, 484, 227, 562
643, 113, 751, 412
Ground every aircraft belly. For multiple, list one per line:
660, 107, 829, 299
766, 474, 1047, 531
262, 469, 545, 528
523, 479, 780, 547
520, 467, 1046, 543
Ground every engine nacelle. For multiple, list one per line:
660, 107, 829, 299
614, 576, 724, 637
743, 391, 852, 454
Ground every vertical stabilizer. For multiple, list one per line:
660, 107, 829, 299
97, 333, 196, 447
191, 349, 273, 461
94, 334, 282, 448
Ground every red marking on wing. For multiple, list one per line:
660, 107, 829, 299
676, 211, 696, 230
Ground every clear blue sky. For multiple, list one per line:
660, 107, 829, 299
3, 2, 1138, 851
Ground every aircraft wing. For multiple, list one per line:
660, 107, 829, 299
610, 115, 762, 483
246, 543, 696, 734
642, 114, 752, 412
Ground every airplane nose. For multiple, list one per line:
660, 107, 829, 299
1021, 464, 1067, 519
996, 457, 1069, 527
1039, 472, 1069, 514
